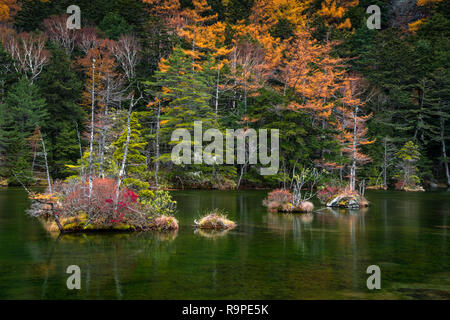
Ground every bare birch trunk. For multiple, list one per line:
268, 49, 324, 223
74, 121, 84, 178
350, 107, 358, 191
115, 96, 134, 206
440, 115, 450, 186
99, 76, 110, 178
31, 145, 37, 175
154, 100, 161, 188
40, 132, 52, 194
88, 59, 96, 218
215, 68, 220, 116
237, 164, 246, 190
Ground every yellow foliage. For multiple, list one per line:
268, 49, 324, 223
158, 58, 169, 73
29, 192, 59, 203
0, 0, 19, 22
417, 0, 443, 6
337, 18, 352, 30
250, 0, 311, 32
409, 19, 425, 32
317, 0, 358, 29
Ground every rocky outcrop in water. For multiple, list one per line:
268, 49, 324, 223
326, 194, 369, 209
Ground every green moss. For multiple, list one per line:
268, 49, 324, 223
113, 224, 132, 231
83, 224, 96, 230
63, 223, 79, 230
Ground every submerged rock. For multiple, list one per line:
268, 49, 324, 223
403, 185, 425, 192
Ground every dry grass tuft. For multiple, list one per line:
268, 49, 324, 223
197, 210, 236, 230
152, 215, 179, 231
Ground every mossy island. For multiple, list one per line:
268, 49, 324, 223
263, 189, 314, 213
263, 168, 322, 213
195, 210, 237, 230
317, 186, 369, 209
27, 178, 179, 233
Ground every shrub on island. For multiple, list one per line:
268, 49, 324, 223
28, 178, 178, 233
263, 189, 314, 213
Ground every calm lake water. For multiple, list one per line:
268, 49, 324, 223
0, 188, 448, 299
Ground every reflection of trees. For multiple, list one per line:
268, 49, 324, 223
15, 189, 448, 299
315, 208, 368, 255
34, 231, 178, 299
316, 208, 371, 293
264, 212, 314, 251
265, 212, 313, 233
195, 228, 231, 239
264, 208, 370, 295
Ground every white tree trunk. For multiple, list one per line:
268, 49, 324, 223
154, 100, 161, 188
115, 96, 134, 206
75, 121, 84, 177
350, 107, 358, 191
88, 59, 96, 215
440, 115, 450, 186
40, 133, 52, 194
215, 68, 220, 116
99, 76, 110, 178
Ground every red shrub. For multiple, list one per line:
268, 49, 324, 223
43, 177, 181, 231
61, 178, 139, 225
317, 186, 340, 204
395, 180, 405, 190
267, 189, 293, 204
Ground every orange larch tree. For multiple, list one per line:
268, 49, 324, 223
250, 0, 310, 33
142, 0, 184, 30
178, 0, 221, 66
285, 30, 346, 128
77, 39, 123, 178
317, 0, 359, 40
336, 77, 374, 191
0, 0, 20, 24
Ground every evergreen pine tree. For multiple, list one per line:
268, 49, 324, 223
0, 77, 47, 182
37, 46, 84, 178
113, 111, 149, 191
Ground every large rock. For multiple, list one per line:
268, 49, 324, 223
326, 194, 365, 209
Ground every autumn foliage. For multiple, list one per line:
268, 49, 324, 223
0, 0, 19, 23
263, 189, 314, 213
31, 178, 178, 232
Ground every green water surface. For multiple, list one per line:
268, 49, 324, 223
0, 188, 448, 299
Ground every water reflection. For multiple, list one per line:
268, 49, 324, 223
1, 188, 449, 299
264, 208, 369, 243
194, 228, 231, 239
34, 231, 178, 299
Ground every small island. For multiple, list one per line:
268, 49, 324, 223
195, 210, 237, 230
27, 178, 178, 233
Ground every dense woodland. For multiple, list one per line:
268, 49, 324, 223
0, 0, 449, 192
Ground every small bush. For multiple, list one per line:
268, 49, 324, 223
152, 215, 179, 231
263, 189, 313, 213
267, 189, 293, 204
197, 210, 236, 230
298, 201, 314, 213
317, 186, 340, 204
